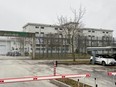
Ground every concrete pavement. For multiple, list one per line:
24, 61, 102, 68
0, 56, 116, 87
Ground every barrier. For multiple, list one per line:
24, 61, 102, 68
0, 73, 90, 84
108, 72, 116, 86
108, 72, 116, 76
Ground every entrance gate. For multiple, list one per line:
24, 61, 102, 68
0, 73, 90, 84
0, 30, 35, 59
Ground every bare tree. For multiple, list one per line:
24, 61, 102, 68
44, 33, 59, 57
57, 7, 85, 61
44, 33, 65, 58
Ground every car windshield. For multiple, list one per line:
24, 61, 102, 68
95, 54, 113, 58
103, 55, 112, 58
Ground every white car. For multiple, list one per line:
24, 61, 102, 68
90, 54, 116, 66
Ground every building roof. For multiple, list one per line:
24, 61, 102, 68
87, 46, 116, 51
81, 28, 113, 32
23, 23, 59, 28
23, 23, 113, 32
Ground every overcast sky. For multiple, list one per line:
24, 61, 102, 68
0, 0, 116, 36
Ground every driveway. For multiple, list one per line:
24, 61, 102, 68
0, 56, 115, 87
0, 59, 57, 87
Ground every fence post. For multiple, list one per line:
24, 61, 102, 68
54, 61, 57, 76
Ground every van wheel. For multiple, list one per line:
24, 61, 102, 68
102, 61, 106, 66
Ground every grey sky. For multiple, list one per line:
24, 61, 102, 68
0, 0, 116, 36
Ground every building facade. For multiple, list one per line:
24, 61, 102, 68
81, 28, 113, 38
23, 23, 114, 54
76, 28, 113, 53
0, 37, 23, 55
23, 23, 68, 55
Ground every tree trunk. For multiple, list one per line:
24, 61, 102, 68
71, 37, 76, 61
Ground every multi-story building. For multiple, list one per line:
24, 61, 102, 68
76, 28, 113, 53
23, 23, 60, 34
23, 23, 114, 54
0, 23, 113, 55
81, 28, 113, 38
23, 23, 68, 54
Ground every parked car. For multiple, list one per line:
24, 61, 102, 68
13, 51, 21, 56
7, 51, 21, 56
6, 52, 12, 56
90, 54, 116, 66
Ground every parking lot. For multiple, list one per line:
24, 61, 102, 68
0, 56, 116, 87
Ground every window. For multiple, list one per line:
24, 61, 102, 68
92, 36, 95, 37
56, 48, 60, 50
55, 28, 58, 30
102, 36, 105, 38
42, 44, 45, 47
59, 34, 62, 38
12, 47, 14, 50
35, 26, 39, 28
47, 48, 51, 50
52, 48, 55, 50
35, 32, 39, 34
36, 48, 40, 50
106, 32, 108, 34
88, 35, 91, 37
65, 48, 69, 51
41, 27, 44, 29
60, 28, 62, 30
92, 31, 95, 33
41, 48, 45, 50
36, 44, 40, 46
59, 33, 62, 35
88, 30, 91, 32
103, 31, 105, 33
41, 32, 44, 34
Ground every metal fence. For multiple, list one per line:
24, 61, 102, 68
34, 34, 70, 59
31, 35, 116, 59
76, 36, 115, 53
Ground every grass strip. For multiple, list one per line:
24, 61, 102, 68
58, 60, 90, 65
56, 78, 92, 87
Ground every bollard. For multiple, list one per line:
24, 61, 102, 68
55, 61, 58, 67
77, 79, 79, 87
94, 78, 98, 87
